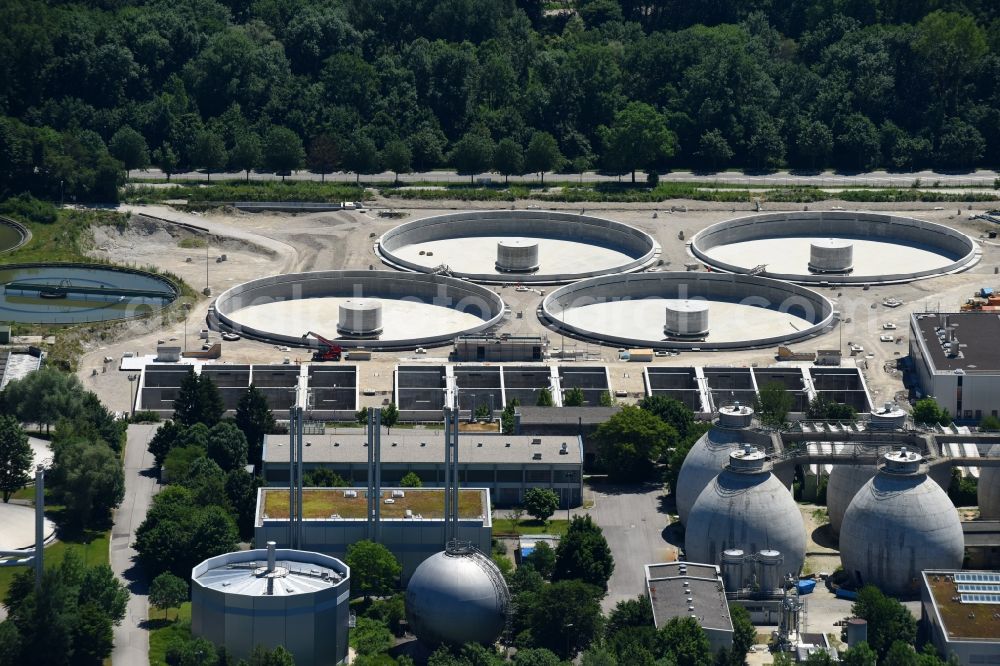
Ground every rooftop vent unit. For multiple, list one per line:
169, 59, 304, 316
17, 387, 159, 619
343, 490, 357, 498
559, 443, 568, 455
531, 438, 542, 446
532, 453, 542, 460
392, 490, 406, 498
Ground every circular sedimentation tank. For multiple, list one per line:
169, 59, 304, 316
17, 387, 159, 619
495, 238, 539, 273
979, 443, 1000, 520
691, 211, 979, 285
377, 210, 660, 283
542, 272, 836, 351
213, 270, 505, 350
405, 547, 510, 647
0, 263, 177, 324
337, 299, 383, 337
826, 463, 877, 536
684, 446, 806, 578
839, 449, 964, 596
0, 217, 29, 253
675, 404, 769, 524
664, 299, 710, 338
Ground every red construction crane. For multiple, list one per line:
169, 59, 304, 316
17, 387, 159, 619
302, 331, 342, 361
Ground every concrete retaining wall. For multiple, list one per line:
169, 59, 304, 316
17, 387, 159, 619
691, 211, 978, 284
213, 270, 505, 350
541, 272, 836, 351
377, 210, 660, 283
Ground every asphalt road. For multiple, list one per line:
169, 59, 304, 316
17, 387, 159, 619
586, 483, 679, 613
110, 424, 161, 666
131, 168, 1000, 189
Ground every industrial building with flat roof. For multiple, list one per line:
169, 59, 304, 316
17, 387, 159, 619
645, 562, 734, 653
921, 570, 1000, 666
261, 432, 583, 507
255, 487, 492, 582
911, 312, 1000, 421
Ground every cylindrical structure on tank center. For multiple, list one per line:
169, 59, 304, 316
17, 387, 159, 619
808, 239, 854, 274
337, 299, 383, 337
495, 238, 540, 272
664, 299, 710, 338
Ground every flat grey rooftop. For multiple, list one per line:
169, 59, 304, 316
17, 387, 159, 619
914, 312, 1000, 372
515, 406, 621, 426
262, 432, 582, 465
645, 562, 732, 633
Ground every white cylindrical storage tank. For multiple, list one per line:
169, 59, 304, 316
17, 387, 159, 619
675, 405, 766, 524
721, 549, 745, 592
756, 549, 784, 593
495, 238, 540, 272
406, 547, 510, 647
191, 548, 351, 665
840, 449, 964, 596
808, 239, 854, 274
684, 447, 806, 581
978, 443, 1000, 520
826, 463, 878, 536
868, 402, 907, 430
664, 299, 710, 337
337, 299, 383, 336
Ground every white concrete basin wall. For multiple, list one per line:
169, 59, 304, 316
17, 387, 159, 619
214, 270, 506, 350
377, 210, 660, 283
690, 211, 978, 285
0, 216, 30, 253
541, 272, 836, 351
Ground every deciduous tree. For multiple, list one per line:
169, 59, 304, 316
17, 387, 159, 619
346, 540, 401, 600
0, 416, 32, 502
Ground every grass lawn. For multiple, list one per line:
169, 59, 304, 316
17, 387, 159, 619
493, 518, 570, 537
148, 602, 192, 666
262, 488, 486, 520
0, 528, 110, 602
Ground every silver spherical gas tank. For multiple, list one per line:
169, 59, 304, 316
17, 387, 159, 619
405, 549, 509, 647
840, 450, 964, 596
979, 444, 1000, 520
685, 448, 806, 582
826, 463, 877, 536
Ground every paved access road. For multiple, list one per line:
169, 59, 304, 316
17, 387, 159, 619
587, 483, 678, 613
111, 424, 161, 666
131, 168, 1000, 189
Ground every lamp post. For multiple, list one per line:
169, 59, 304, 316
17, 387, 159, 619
127, 373, 139, 418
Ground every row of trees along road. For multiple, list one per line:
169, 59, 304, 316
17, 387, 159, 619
2, 2, 999, 202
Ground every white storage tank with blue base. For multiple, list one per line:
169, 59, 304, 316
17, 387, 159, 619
839, 448, 964, 596
684, 446, 806, 588
191, 542, 351, 665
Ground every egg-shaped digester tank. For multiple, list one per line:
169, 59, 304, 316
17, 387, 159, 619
684, 446, 806, 585
675, 404, 769, 524
839, 449, 964, 596
979, 444, 1000, 520
405, 546, 510, 647
826, 463, 877, 536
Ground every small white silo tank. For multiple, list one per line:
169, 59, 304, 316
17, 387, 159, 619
868, 402, 907, 430
756, 549, 784, 593
190, 542, 351, 665
664, 299, 709, 338
720, 549, 745, 592
684, 446, 806, 581
808, 238, 854, 274
675, 403, 765, 524
839, 448, 964, 595
495, 238, 540, 272
337, 299, 383, 336
978, 443, 1000, 520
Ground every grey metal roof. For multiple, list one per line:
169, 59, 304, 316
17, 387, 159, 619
645, 562, 733, 633
963, 521, 1000, 548
263, 431, 582, 465
192, 549, 347, 596
914, 312, 1000, 372
514, 406, 620, 426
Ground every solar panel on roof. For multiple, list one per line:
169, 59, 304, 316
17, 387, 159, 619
960, 593, 1000, 604
955, 572, 1000, 584
957, 584, 1000, 593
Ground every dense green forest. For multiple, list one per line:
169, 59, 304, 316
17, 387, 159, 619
1, 0, 999, 202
